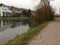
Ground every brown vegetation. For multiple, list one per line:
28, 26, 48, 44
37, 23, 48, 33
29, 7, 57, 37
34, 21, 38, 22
29, 0, 54, 27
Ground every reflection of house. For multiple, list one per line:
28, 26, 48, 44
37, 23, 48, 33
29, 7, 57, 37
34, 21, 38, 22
0, 4, 12, 17
0, 20, 12, 31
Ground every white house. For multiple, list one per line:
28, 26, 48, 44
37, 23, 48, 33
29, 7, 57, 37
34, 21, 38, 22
0, 4, 12, 17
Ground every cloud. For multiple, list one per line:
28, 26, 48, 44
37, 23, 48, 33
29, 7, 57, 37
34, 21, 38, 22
0, 0, 40, 10
0, 0, 60, 13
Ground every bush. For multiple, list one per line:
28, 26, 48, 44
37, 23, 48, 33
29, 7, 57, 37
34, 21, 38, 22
29, 4, 54, 27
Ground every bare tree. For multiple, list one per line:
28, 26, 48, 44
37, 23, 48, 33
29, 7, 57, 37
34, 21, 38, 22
29, 0, 54, 27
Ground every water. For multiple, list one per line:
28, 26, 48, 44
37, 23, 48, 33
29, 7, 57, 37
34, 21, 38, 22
0, 19, 29, 45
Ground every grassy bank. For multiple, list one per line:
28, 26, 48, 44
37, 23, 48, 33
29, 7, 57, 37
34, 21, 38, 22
0, 17, 29, 20
4, 22, 49, 45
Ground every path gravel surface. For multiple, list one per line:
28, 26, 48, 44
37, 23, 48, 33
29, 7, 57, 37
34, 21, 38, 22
27, 18, 60, 45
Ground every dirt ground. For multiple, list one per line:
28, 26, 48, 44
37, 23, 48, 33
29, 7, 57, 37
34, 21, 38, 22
27, 18, 60, 45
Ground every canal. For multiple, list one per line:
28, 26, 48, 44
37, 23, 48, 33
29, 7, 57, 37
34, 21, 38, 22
0, 19, 29, 45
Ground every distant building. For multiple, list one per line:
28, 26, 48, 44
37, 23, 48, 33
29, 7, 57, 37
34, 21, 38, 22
10, 6, 23, 17
0, 3, 31, 17
0, 4, 12, 17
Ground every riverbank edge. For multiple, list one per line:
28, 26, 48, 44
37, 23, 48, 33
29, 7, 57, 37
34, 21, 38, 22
0, 17, 29, 20
4, 21, 50, 45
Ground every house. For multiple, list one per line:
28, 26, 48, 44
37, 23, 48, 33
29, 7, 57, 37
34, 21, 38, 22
0, 4, 12, 17
10, 6, 23, 17
0, 3, 31, 17
10, 7, 31, 17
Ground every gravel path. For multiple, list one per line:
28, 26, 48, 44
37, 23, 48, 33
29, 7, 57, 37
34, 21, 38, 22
27, 18, 60, 45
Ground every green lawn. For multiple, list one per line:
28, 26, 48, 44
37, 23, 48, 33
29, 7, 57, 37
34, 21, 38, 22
0, 17, 29, 20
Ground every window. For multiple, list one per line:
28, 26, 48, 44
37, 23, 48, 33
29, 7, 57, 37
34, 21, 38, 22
6, 12, 11, 16
3, 12, 6, 17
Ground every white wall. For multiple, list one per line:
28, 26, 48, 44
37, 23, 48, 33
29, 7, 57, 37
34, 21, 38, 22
0, 7, 2, 16
0, 6, 12, 16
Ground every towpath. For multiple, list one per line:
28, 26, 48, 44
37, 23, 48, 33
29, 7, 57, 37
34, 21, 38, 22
27, 18, 60, 45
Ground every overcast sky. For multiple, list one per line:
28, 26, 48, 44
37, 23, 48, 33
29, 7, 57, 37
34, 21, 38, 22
0, 0, 60, 13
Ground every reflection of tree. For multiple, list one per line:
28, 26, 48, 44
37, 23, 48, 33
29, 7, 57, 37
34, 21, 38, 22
11, 22, 17, 28
11, 20, 21, 28
21, 19, 28, 25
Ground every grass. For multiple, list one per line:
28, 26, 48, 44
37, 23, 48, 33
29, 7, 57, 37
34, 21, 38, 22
4, 21, 49, 45
0, 17, 29, 20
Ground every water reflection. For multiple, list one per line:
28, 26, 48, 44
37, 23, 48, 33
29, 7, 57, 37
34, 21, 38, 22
0, 19, 28, 32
